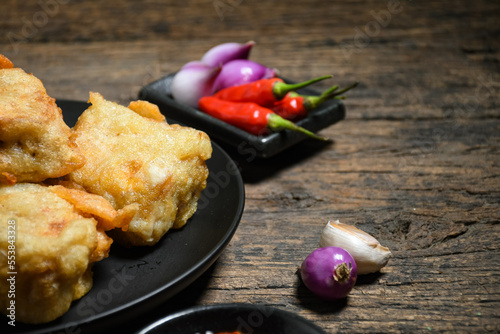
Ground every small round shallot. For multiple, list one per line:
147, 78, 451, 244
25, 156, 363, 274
300, 246, 357, 300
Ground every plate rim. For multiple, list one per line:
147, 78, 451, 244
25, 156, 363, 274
136, 303, 327, 334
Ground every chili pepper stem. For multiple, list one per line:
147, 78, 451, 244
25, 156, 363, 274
302, 85, 340, 110
320, 85, 339, 98
300, 82, 358, 111
326, 82, 359, 99
267, 113, 328, 141
273, 75, 332, 100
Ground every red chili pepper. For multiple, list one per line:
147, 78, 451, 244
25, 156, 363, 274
273, 82, 359, 121
272, 94, 308, 121
198, 96, 328, 140
212, 75, 332, 107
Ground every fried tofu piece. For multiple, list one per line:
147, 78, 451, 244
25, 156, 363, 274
0, 183, 115, 324
0, 59, 84, 184
68, 92, 212, 246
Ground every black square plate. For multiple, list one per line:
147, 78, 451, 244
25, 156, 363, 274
139, 74, 345, 158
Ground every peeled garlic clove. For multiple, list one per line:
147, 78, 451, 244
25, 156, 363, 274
319, 220, 392, 275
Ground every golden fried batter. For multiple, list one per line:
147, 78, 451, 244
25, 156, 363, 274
50, 184, 135, 232
0, 183, 114, 324
0, 54, 14, 69
68, 92, 212, 246
0, 56, 84, 184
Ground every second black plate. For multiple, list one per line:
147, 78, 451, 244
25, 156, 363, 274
137, 303, 327, 334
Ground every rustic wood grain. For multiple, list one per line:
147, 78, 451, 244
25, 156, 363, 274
1, 0, 499, 333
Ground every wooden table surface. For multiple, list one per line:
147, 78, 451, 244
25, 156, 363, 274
2, 0, 499, 333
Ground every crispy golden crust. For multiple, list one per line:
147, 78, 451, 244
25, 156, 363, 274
0, 54, 13, 69
50, 184, 135, 231
0, 183, 113, 324
68, 92, 212, 246
0, 67, 84, 184
128, 100, 166, 122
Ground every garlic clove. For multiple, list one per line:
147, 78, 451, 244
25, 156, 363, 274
319, 220, 392, 275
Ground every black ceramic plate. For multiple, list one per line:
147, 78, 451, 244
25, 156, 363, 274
136, 303, 327, 334
138, 74, 345, 158
4, 101, 245, 334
